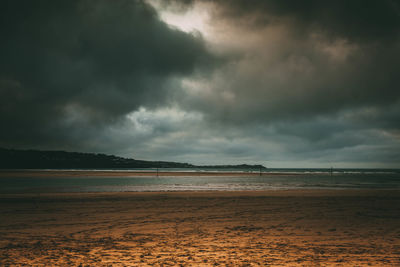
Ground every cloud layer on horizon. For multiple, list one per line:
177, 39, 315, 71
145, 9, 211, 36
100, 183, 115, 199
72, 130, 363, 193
1, 0, 399, 167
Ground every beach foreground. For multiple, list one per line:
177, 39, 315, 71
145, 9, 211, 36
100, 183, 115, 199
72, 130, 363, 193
1, 190, 399, 266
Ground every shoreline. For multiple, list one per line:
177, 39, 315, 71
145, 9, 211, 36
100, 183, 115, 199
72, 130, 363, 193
1, 170, 399, 193
1, 188, 399, 198
0, 169, 295, 177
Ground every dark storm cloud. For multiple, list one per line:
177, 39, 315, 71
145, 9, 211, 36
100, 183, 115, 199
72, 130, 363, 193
177, 0, 400, 128
169, 0, 400, 40
0, 0, 213, 149
2, 0, 399, 167
211, 0, 400, 41
156, 0, 400, 166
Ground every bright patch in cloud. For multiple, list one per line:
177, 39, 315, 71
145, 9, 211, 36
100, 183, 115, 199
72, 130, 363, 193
147, 0, 210, 35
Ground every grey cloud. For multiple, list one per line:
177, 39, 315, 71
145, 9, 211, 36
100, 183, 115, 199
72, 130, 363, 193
165, 0, 400, 166
1, 0, 399, 167
109, 111, 400, 167
177, 0, 400, 129
206, 0, 400, 42
0, 0, 214, 149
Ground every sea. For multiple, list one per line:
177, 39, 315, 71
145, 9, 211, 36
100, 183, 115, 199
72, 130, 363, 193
1, 168, 400, 193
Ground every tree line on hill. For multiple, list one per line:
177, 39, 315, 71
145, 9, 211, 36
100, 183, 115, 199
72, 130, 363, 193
0, 148, 266, 170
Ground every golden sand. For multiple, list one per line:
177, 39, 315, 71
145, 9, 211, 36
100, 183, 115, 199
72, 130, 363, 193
0, 190, 399, 266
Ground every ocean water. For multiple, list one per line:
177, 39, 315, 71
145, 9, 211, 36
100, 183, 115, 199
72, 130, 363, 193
1, 168, 400, 193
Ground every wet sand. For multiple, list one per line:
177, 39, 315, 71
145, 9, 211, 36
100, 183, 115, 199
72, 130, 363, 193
0, 190, 399, 266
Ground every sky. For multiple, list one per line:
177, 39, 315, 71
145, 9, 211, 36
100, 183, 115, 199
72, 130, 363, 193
1, 0, 400, 168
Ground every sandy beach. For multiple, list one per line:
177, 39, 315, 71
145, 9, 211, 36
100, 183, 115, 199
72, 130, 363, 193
0, 190, 399, 266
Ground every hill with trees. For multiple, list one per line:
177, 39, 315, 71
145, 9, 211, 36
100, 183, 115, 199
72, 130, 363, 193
0, 148, 266, 170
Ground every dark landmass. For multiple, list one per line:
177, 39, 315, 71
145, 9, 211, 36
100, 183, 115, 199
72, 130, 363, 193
0, 148, 266, 170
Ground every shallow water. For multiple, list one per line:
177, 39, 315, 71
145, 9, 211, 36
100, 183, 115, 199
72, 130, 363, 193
1, 169, 400, 193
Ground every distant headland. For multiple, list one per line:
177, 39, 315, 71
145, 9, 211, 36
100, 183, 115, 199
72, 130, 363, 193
0, 148, 266, 170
